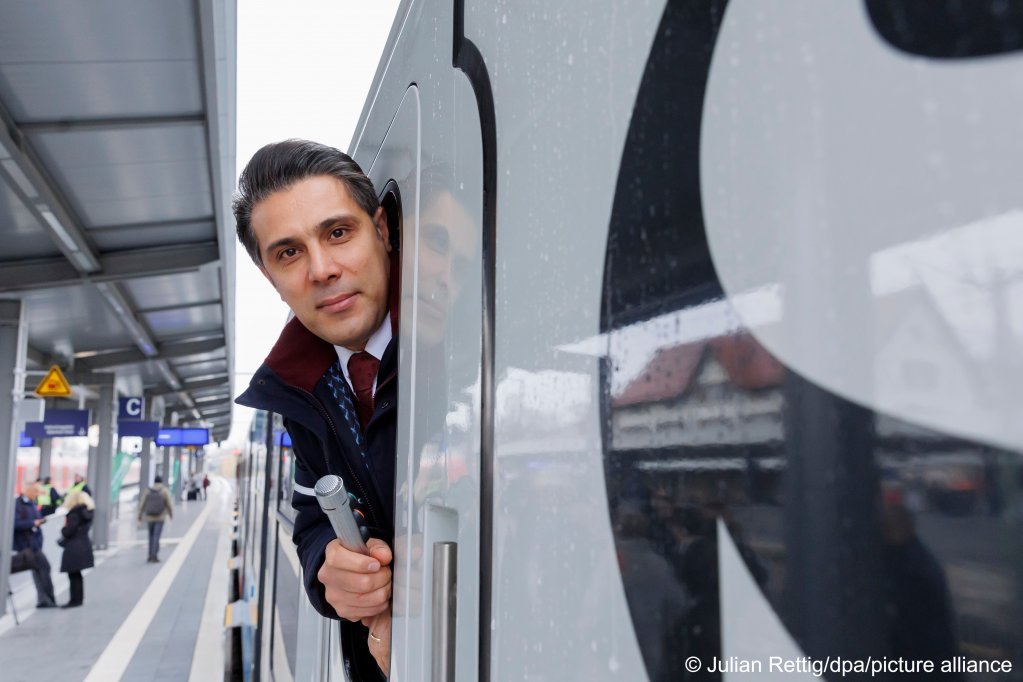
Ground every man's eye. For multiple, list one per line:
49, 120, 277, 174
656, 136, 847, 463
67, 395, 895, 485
279, 247, 297, 260
330, 227, 348, 239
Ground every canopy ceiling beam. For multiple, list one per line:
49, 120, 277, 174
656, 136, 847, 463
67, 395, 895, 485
78, 336, 226, 371
0, 242, 220, 292
18, 113, 205, 134
0, 101, 100, 272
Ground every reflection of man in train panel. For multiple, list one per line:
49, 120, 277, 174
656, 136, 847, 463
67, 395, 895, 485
234, 140, 396, 679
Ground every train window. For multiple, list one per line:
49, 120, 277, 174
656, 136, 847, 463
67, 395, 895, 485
275, 430, 296, 524
601, 2, 1022, 680
378, 180, 403, 256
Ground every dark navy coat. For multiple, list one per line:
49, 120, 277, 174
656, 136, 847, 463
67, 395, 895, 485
13, 495, 44, 552
237, 316, 396, 682
60, 504, 95, 573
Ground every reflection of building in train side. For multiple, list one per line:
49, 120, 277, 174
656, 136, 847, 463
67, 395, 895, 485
610, 330, 998, 517
611, 333, 783, 452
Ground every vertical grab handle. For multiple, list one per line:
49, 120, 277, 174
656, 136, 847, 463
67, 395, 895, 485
431, 541, 457, 682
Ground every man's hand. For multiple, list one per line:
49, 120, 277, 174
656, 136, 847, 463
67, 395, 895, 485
363, 608, 391, 676
318, 537, 392, 621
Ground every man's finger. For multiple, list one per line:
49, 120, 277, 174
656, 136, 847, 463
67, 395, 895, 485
323, 587, 389, 621
324, 539, 382, 572
336, 581, 391, 608
366, 537, 393, 566
319, 563, 391, 595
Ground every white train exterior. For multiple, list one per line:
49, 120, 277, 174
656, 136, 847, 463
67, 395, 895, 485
234, 1, 1023, 680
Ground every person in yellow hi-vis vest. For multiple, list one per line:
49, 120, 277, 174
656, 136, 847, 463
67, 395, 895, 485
68, 473, 92, 497
36, 477, 62, 516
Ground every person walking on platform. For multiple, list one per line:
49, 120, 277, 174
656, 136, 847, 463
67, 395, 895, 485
138, 476, 173, 562
12, 482, 57, 608
69, 473, 92, 497
58, 489, 95, 608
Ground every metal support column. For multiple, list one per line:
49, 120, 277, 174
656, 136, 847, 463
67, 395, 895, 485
140, 440, 152, 491
92, 379, 116, 549
38, 438, 52, 480
139, 397, 157, 492
86, 399, 98, 492
0, 300, 28, 617
161, 447, 171, 483
161, 409, 174, 487
166, 411, 179, 499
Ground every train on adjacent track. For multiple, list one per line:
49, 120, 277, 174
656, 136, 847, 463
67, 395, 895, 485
232, 1, 1023, 680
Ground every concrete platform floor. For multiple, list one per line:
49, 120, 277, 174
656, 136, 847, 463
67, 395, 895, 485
1, 476, 234, 682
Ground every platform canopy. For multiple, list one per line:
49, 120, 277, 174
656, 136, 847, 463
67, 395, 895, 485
0, 0, 237, 441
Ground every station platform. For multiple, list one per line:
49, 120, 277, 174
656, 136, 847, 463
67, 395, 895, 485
0, 477, 234, 682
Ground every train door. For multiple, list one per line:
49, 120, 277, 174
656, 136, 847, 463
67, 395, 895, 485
361, 56, 485, 681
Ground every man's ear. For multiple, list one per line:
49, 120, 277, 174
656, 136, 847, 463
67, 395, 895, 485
374, 206, 391, 252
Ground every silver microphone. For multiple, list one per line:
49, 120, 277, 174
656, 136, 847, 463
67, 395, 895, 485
314, 474, 369, 554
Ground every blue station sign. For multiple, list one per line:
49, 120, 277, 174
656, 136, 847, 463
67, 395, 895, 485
118, 420, 160, 438
118, 396, 145, 420
24, 409, 91, 438
156, 427, 210, 446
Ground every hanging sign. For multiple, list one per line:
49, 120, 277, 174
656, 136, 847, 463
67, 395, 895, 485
24, 409, 90, 438
34, 365, 72, 398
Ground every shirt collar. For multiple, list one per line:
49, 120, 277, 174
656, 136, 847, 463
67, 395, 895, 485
334, 314, 392, 379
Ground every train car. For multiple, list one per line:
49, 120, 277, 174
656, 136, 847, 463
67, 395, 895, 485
233, 1, 1023, 680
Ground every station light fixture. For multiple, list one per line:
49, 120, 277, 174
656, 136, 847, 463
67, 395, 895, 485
38, 208, 79, 252
1, 158, 38, 199
95, 282, 159, 357
156, 361, 182, 391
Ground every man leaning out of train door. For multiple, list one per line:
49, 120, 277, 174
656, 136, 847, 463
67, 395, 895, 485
235, 140, 397, 680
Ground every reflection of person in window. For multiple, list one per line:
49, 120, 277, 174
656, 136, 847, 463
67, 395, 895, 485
416, 188, 476, 345
613, 499, 688, 680
235, 140, 397, 679
882, 503, 962, 680
675, 503, 766, 681
406, 181, 478, 507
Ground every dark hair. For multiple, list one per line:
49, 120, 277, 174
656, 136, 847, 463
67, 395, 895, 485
154, 476, 163, 484
233, 139, 380, 264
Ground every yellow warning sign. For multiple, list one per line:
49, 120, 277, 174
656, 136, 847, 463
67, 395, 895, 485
34, 365, 72, 398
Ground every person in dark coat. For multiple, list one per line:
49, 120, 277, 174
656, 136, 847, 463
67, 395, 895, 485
12, 482, 56, 608
59, 489, 95, 608
234, 140, 400, 680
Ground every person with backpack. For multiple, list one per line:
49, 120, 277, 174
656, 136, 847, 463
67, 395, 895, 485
137, 476, 173, 562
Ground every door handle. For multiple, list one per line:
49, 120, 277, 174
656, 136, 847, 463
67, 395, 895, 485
432, 541, 457, 682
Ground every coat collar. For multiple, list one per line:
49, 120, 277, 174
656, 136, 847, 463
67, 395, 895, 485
263, 316, 338, 393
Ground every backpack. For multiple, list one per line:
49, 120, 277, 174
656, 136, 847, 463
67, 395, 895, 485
143, 487, 165, 516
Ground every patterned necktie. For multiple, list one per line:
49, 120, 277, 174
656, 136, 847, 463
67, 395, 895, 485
347, 351, 380, 432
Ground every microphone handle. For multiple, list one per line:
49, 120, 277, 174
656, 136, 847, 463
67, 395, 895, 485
322, 499, 369, 555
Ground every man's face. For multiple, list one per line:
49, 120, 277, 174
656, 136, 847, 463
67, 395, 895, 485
251, 175, 391, 350
416, 190, 476, 345
24, 483, 38, 500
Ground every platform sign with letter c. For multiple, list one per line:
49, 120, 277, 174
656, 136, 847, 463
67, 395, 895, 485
118, 396, 145, 421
